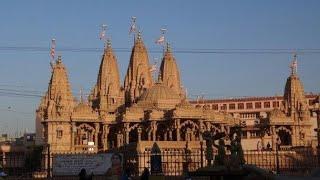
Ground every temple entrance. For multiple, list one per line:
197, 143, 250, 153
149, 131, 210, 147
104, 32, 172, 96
278, 129, 292, 145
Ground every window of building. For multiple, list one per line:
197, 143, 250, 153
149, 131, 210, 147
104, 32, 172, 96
57, 129, 63, 139
246, 103, 253, 109
242, 131, 247, 139
255, 102, 261, 109
264, 102, 270, 108
221, 104, 227, 110
309, 99, 315, 106
238, 103, 244, 109
229, 104, 236, 110
212, 104, 218, 110
272, 101, 279, 108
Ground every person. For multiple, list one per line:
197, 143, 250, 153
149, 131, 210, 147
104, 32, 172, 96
106, 153, 123, 180
78, 168, 92, 180
140, 167, 149, 180
266, 142, 271, 151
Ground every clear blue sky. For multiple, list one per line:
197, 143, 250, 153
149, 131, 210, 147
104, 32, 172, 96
0, 0, 320, 134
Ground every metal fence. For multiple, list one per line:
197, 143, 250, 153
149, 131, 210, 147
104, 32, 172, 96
1, 147, 319, 178
122, 148, 320, 176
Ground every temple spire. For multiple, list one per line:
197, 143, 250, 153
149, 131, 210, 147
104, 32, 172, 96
124, 31, 153, 105
46, 56, 74, 120
90, 38, 123, 112
159, 42, 183, 97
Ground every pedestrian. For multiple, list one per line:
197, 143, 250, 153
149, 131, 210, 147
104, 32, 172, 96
140, 167, 149, 180
78, 168, 93, 180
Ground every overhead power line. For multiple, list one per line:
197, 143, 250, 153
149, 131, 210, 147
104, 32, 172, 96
0, 46, 320, 54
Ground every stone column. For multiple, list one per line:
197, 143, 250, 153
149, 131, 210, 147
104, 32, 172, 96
169, 130, 172, 141
271, 126, 276, 150
94, 123, 100, 150
71, 122, 76, 151
164, 131, 168, 141
151, 121, 157, 141
292, 126, 297, 146
176, 119, 181, 141
102, 124, 109, 151
137, 127, 142, 142
125, 123, 130, 144
117, 133, 122, 148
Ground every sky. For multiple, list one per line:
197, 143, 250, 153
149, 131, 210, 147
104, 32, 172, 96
0, 0, 320, 135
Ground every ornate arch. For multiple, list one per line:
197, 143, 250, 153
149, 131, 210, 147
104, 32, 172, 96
180, 120, 199, 129
275, 126, 292, 135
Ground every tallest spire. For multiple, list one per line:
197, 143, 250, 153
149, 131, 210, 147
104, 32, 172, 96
124, 31, 153, 105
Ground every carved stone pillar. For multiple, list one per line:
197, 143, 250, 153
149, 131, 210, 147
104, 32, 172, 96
137, 127, 142, 142
124, 123, 130, 144
151, 121, 157, 141
176, 119, 181, 141
71, 122, 76, 151
94, 123, 100, 150
292, 126, 297, 146
164, 131, 168, 141
148, 131, 151, 141
117, 133, 122, 148
271, 126, 276, 150
102, 124, 109, 151
169, 130, 172, 141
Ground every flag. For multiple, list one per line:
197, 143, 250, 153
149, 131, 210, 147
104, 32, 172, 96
155, 35, 165, 45
99, 29, 106, 40
99, 24, 107, 41
129, 23, 136, 35
149, 62, 157, 72
50, 39, 56, 60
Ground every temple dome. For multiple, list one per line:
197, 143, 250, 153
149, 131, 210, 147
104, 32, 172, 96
137, 83, 181, 110
72, 101, 98, 120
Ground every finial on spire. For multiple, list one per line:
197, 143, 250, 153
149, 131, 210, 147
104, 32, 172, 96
106, 39, 112, 48
79, 87, 84, 103
290, 52, 298, 75
137, 31, 142, 40
57, 55, 62, 63
166, 42, 171, 52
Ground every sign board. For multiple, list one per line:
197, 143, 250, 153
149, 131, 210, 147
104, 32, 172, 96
52, 153, 122, 176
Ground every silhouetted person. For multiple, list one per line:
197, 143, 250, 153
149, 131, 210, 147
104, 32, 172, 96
140, 167, 149, 180
78, 168, 93, 180
266, 142, 271, 151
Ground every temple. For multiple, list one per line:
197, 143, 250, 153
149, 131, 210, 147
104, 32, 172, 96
35, 32, 319, 155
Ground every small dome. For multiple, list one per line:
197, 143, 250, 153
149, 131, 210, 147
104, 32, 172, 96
73, 102, 93, 114
137, 83, 181, 109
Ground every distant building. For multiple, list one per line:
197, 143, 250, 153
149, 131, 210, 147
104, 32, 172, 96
35, 33, 319, 154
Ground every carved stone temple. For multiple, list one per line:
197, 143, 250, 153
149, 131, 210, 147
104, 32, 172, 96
35, 32, 319, 154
